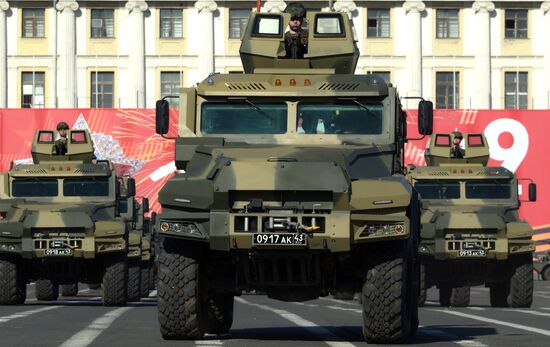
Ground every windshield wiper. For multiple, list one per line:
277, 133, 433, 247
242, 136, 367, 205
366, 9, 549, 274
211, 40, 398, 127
244, 99, 276, 122
353, 99, 369, 111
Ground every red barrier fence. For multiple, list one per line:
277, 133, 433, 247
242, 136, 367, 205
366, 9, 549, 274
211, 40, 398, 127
1, 108, 548, 252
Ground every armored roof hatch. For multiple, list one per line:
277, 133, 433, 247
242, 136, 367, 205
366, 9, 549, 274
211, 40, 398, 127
424, 133, 490, 166
31, 129, 95, 163
239, 12, 359, 74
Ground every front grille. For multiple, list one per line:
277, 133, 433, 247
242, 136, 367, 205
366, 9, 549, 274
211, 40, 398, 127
34, 238, 83, 250
32, 228, 86, 250
447, 240, 496, 251
241, 252, 321, 286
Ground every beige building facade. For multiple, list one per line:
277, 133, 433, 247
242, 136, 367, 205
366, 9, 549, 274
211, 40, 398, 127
0, 0, 549, 109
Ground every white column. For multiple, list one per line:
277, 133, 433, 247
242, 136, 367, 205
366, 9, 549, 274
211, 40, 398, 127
194, 0, 217, 81
56, 0, 79, 108
263, 0, 286, 13
542, 2, 550, 108
333, 0, 357, 18
125, 1, 148, 108
472, 1, 495, 109
403, 1, 425, 107
0, 1, 8, 108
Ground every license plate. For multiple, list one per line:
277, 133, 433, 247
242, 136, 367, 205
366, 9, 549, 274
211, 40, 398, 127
45, 249, 74, 256
253, 233, 307, 246
458, 249, 486, 257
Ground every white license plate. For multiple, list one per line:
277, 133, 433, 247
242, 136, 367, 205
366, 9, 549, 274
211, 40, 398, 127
45, 249, 74, 256
458, 249, 486, 257
253, 233, 307, 246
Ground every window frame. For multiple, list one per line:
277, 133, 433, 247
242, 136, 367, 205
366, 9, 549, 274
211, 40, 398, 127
504, 71, 528, 110
159, 8, 183, 39
366, 8, 390, 38
229, 8, 251, 39
160, 71, 182, 108
22, 8, 46, 38
21, 71, 45, 108
90, 71, 115, 108
435, 71, 460, 109
505, 9, 528, 39
436, 9, 459, 39
91, 9, 115, 39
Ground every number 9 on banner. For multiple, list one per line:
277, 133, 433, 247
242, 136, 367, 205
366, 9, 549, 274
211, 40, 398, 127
484, 118, 529, 173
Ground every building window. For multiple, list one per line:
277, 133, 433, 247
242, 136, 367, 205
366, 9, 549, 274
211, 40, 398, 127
367, 9, 390, 38
368, 71, 391, 84
22, 8, 45, 38
91, 72, 114, 108
229, 9, 250, 39
160, 9, 183, 38
505, 10, 528, 39
91, 9, 115, 38
21, 71, 45, 108
160, 72, 182, 108
436, 9, 459, 38
436, 72, 459, 109
505, 72, 528, 109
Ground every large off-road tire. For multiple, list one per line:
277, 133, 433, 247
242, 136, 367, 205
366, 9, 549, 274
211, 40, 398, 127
206, 293, 234, 335
508, 255, 533, 308
127, 258, 141, 302
418, 263, 427, 307
102, 253, 128, 306
158, 241, 206, 340
361, 241, 415, 343
450, 287, 470, 307
140, 261, 150, 298
439, 286, 451, 307
0, 256, 26, 305
35, 279, 59, 301
490, 285, 508, 307
61, 283, 79, 297
542, 266, 550, 281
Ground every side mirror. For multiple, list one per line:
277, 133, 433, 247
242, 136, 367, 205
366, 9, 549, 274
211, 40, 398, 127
127, 178, 136, 197
142, 197, 149, 213
156, 100, 170, 135
528, 183, 537, 202
417, 100, 433, 135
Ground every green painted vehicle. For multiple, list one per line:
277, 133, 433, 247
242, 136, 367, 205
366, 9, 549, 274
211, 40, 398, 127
408, 133, 536, 308
0, 129, 130, 306
153, 11, 433, 343
534, 250, 550, 280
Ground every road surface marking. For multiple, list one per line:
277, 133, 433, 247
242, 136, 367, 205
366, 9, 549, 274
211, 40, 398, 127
502, 308, 550, 318
195, 339, 224, 346
236, 297, 357, 347
318, 297, 358, 306
432, 309, 550, 337
467, 307, 486, 311
26, 296, 102, 304
0, 306, 59, 323
419, 326, 488, 347
541, 307, 550, 311
294, 302, 362, 314
59, 307, 131, 347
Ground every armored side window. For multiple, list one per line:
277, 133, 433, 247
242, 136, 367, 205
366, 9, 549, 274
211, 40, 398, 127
467, 134, 484, 147
70, 131, 87, 144
434, 134, 451, 147
314, 14, 345, 37
252, 14, 283, 37
38, 131, 54, 143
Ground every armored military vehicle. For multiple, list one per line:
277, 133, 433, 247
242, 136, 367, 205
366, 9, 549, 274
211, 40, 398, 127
408, 133, 536, 307
534, 249, 550, 280
154, 11, 432, 343
118, 177, 155, 300
0, 129, 129, 306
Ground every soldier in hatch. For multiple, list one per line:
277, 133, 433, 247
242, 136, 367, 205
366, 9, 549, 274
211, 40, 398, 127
54, 121, 70, 155
450, 131, 465, 159
284, 2, 308, 59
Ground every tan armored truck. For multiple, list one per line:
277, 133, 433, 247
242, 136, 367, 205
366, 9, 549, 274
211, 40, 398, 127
118, 177, 154, 300
0, 129, 129, 306
153, 11, 433, 343
534, 248, 550, 280
408, 133, 536, 307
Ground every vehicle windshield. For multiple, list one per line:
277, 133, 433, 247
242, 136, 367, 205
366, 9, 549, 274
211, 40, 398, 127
414, 181, 460, 199
12, 179, 58, 197
63, 178, 110, 197
201, 103, 287, 134
297, 103, 383, 135
465, 181, 511, 199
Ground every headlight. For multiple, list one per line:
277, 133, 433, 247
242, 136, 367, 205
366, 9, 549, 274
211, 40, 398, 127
159, 221, 204, 238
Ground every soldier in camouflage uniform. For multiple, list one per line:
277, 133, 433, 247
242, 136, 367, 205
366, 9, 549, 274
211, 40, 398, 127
284, 2, 308, 59
450, 131, 465, 159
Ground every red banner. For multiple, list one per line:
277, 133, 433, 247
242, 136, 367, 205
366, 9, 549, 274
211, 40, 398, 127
0, 108, 549, 252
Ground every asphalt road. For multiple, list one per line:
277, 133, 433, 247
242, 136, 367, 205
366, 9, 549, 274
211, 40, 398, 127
1, 281, 550, 347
